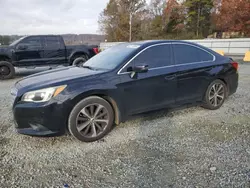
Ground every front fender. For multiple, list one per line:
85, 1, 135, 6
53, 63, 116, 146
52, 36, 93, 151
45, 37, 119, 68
70, 87, 120, 107
0, 48, 12, 60
62, 86, 124, 124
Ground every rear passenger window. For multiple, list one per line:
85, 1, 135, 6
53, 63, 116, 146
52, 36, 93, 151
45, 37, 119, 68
131, 44, 173, 69
45, 36, 61, 49
173, 44, 214, 65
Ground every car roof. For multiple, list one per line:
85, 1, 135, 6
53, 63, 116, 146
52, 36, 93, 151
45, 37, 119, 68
128, 40, 199, 47
22, 35, 60, 38
123, 40, 219, 57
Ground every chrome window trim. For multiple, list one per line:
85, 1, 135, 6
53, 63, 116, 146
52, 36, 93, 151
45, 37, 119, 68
117, 42, 216, 75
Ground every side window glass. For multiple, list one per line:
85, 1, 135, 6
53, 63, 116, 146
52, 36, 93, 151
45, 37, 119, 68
45, 36, 61, 49
173, 44, 214, 65
131, 44, 173, 69
18, 37, 42, 50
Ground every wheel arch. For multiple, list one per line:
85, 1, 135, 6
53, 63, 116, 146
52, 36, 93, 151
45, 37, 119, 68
101, 95, 121, 125
203, 77, 229, 101
217, 77, 229, 97
69, 51, 89, 64
0, 55, 11, 62
68, 91, 122, 125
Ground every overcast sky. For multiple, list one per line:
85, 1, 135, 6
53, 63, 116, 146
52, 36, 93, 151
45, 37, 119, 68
0, 0, 110, 35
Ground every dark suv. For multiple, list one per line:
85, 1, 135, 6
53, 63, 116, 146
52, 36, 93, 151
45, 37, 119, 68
11, 40, 238, 142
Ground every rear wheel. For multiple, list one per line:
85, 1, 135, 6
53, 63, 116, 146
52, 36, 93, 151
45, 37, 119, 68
72, 55, 88, 67
68, 96, 114, 142
0, 61, 15, 80
203, 79, 226, 110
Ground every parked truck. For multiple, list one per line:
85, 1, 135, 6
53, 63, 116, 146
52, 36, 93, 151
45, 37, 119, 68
0, 35, 99, 79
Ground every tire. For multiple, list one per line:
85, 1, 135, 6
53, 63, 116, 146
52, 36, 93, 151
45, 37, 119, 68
0, 61, 15, 80
68, 96, 114, 142
202, 79, 227, 110
72, 55, 88, 67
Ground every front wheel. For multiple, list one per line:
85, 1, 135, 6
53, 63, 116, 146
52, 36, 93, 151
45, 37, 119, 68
202, 79, 227, 110
68, 96, 114, 142
0, 61, 15, 80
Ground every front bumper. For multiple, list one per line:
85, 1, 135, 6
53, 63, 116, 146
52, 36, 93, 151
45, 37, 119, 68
16, 128, 59, 136
13, 99, 70, 136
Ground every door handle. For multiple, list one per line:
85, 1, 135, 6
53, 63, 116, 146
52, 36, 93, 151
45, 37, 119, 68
165, 75, 176, 81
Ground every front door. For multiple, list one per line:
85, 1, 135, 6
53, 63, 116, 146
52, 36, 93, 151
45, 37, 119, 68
118, 43, 177, 115
15, 36, 43, 66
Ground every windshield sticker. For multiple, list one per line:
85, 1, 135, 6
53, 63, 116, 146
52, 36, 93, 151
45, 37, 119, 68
127, 45, 140, 49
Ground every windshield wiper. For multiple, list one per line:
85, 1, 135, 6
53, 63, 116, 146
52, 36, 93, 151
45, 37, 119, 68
82, 65, 110, 71
82, 65, 95, 70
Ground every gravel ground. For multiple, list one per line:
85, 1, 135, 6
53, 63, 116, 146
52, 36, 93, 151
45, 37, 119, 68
0, 65, 250, 187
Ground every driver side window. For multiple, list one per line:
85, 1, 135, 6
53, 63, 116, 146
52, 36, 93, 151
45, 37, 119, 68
17, 37, 42, 50
131, 44, 173, 69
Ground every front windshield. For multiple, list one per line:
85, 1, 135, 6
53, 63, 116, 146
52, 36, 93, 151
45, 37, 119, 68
84, 43, 140, 70
9, 37, 25, 46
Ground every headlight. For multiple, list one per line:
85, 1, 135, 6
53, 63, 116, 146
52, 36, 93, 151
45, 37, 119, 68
21, 85, 67, 102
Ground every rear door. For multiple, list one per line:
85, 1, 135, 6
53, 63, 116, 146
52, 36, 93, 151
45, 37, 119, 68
118, 43, 177, 115
43, 36, 66, 65
173, 43, 216, 103
15, 36, 43, 66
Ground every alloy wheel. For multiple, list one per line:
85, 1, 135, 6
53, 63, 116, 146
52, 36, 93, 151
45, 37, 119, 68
76, 103, 109, 138
208, 83, 225, 107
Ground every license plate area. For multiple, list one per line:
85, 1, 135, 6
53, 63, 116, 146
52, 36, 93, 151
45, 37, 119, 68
10, 87, 18, 105
10, 95, 16, 105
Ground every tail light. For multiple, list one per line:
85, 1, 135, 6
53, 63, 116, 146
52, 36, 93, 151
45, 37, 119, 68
93, 48, 99, 54
231, 62, 239, 70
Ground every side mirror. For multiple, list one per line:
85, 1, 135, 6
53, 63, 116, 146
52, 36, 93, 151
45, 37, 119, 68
17, 44, 28, 50
133, 65, 148, 73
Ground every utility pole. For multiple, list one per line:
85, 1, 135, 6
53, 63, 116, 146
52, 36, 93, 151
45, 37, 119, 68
129, 12, 132, 42
197, 4, 200, 37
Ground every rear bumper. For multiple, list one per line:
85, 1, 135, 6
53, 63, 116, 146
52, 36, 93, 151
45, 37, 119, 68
227, 72, 238, 96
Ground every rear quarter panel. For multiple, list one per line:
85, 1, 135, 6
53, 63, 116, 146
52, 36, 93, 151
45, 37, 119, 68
175, 54, 235, 102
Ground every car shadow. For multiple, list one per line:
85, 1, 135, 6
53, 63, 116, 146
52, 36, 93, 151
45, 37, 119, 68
128, 102, 201, 122
112, 104, 203, 186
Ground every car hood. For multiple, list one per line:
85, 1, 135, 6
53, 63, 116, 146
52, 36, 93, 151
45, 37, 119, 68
0, 46, 9, 54
16, 66, 104, 92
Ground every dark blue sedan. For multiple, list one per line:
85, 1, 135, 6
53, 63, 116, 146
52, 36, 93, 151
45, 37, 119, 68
11, 40, 239, 142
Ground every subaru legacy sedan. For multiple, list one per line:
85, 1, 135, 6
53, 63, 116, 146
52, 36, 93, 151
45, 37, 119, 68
11, 40, 238, 142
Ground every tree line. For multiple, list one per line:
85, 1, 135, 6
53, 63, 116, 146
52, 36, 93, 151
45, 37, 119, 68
99, 0, 250, 42
0, 36, 11, 45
